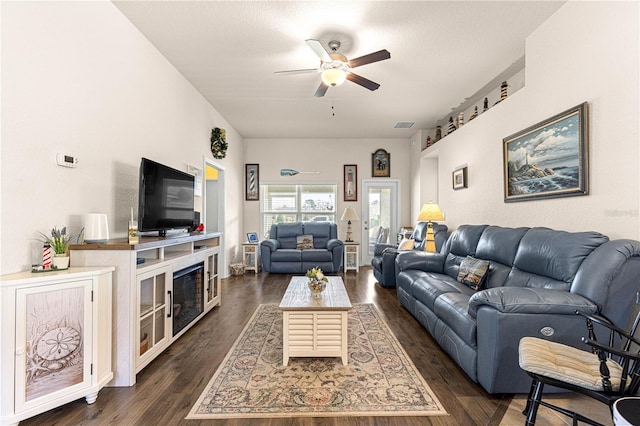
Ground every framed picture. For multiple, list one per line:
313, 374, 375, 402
343, 165, 357, 201
245, 164, 259, 201
372, 149, 390, 177
503, 102, 588, 202
452, 167, 468, 190
247, 232, 258, 243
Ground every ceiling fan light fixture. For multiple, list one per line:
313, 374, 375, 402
321, 68, 347, 87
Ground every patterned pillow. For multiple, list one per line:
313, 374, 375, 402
398, 238, 415, 251
457, 256, 490, 290
296, 234, 314, 250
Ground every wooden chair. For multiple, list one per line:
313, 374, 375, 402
519, 305, 640, 426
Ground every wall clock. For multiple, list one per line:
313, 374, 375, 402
210, 127, 228, 159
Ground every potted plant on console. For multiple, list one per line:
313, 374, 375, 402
39, 226, 74, 269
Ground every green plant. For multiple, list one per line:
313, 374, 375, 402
305, 267, 328, 282
39, 226, 74, 255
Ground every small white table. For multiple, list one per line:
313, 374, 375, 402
242, 242, 259, 274
279, 276, 352, 366
343, 241, 359, 273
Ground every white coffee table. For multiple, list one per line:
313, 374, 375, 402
279, 276, 352, 366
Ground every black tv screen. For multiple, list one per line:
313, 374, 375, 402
138, 158, 195, 236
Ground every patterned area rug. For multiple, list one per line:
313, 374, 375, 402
187, 303, 448, 419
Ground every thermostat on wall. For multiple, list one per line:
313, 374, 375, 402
56, 153, 79, 168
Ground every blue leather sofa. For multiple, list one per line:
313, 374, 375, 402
260, 222, 344, 273
371, 222, 448, 288
396, 224, 640, 394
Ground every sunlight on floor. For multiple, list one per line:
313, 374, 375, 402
500, 394, 613, 426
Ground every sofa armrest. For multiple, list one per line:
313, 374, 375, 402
468, 287, 598, 317
395, 251, 446, 274
327, 238, 343, 250
260, 239, 280, 252
374, 243, 397, 256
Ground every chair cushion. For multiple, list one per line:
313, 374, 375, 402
296, 234, 313, 249
519, 337, 626, 391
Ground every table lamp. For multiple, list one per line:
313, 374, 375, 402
417, 202, 444, 252
340, 206, 360, 242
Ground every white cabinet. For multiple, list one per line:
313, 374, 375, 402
0, 267, 113, 426
344, 242, 360, 273
70, 232, 222, 387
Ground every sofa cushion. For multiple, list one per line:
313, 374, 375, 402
443, 225, 489, 279
401, 271, 472, 311
301, 249, 333, 263
296, 234, 314, 249
476, 226, 529, 266
271, 249, 302, 262
512, 228, 608, 284
302, 222, 332, 248
274, 223, 304, 249
458, 256, 490, 290
398, 238, 415, 250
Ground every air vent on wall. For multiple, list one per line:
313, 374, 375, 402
394, 121, 415, 129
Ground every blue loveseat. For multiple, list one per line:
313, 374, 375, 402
260, 222, 344, 273
396, 224, 640, 394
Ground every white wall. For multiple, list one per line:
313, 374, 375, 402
243, 138, 412, 245
1, 2, 245, 274
417, 1, 639, 240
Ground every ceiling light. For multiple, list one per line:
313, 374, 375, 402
321, 68, 347, 87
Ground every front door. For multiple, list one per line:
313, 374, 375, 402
361, 180, 400, 264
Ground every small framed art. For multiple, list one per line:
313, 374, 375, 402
247, 232, 258, 243
344, 165, 357, 201
372, 149, 390, 177
245, 164, 259, 201
452, 167, 468, 190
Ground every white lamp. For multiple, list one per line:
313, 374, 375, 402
416, 202, 444, 252
340, 207, 360, 242
321, 68, 347, 87
84, 213, 109, 244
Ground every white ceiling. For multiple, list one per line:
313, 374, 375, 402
113, 1, 565, 139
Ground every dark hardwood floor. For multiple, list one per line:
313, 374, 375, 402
22, 267, 512, 425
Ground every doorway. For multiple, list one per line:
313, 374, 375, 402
361, 180, 400, 264
203, 158, 225, 272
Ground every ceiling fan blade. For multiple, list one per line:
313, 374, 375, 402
348, 49, 391, 68
306, 39, 331, 62
347, 73, 381, 91
314, 82, 329, 97
274, 68, 319, 76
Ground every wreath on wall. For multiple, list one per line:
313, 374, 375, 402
210, 127, 228, 159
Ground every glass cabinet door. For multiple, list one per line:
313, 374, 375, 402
137, 266, 171, 365
205, 251, 220, 310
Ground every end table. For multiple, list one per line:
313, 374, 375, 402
242, 242, 260, 274
343, 241, 360, 273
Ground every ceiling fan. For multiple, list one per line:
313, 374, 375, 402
275, 39, 391, 97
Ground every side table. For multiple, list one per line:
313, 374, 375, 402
242, 242, 260, 274
344, 241, 360, 273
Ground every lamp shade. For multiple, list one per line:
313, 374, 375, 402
340, 206, 360, 222
417, 202, 444, 222
84, 213, 109, 243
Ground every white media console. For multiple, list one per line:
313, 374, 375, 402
70, 232, 222, 387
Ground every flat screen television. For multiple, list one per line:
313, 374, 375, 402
138, 157, 195, 237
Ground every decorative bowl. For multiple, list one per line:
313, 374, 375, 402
308, 279, 326, 298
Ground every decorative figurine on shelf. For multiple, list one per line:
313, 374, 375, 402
494, 81, 509, 105
458, 112, 464, 128
447, 116, 456, 134
434, 126, 442, 141
483, 97, 489, 112
42, 243, 52, 270
425, 136, 432, 148
469, 106, 478, 121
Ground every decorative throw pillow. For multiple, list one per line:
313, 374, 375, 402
296, 234, 314, 250
457, 256, 490, 290
398, 238, 415, 251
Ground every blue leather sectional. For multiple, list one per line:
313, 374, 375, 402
396, 224, 640, 394
260, 222, 344, 273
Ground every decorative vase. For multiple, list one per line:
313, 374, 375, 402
52, 254, 70, 269
308, 279, 326, 298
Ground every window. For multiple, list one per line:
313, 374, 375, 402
261, 184, 337, 238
